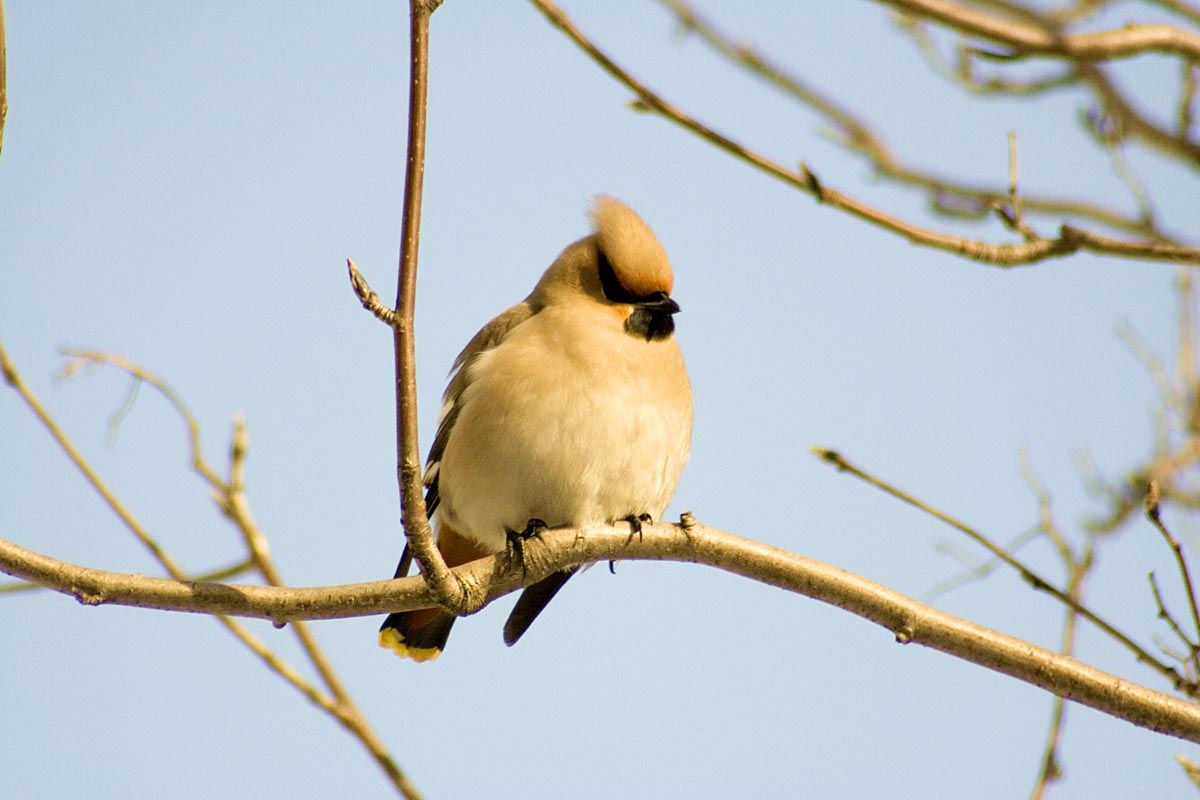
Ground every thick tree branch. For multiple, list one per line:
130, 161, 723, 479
4, 520, 1200, 746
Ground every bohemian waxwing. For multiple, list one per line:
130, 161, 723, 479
379, 195, 692, 661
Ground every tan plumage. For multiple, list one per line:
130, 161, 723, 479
379, 196, 692, 661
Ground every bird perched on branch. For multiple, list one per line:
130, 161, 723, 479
379, 196, 693, 661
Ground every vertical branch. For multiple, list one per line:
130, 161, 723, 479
1177, 271, 1199, 434
1029, 559, 1088, 800
392, 0, 459, 607
1004, 130, 1035, 240
0, 0, 7, 159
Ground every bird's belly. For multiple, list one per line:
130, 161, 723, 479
437, 355, 688, 552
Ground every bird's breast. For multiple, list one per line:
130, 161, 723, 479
436, 308, 692, 552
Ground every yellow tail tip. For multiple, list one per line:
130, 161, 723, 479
378, 626, 442, 663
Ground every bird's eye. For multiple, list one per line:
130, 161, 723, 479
597, 249, 644, 305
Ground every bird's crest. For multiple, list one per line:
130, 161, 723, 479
590, 196, 673, 297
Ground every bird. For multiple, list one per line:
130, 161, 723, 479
378, 195, 692, 662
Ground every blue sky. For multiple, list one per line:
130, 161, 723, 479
3, 2, 1200, 798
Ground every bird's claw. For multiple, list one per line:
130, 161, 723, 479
625, 513, 653, 543
611, 513, 653, 574
508, 518, 548, 576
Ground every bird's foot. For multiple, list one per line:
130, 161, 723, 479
625, 513, 653, 543
507, 518, 548, 576
610, 513, 653, 573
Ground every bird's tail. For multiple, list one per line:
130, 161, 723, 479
379, 606, 457, 663
378, 523, 492, 662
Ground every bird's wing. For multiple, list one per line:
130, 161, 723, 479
423, 300, 537, 516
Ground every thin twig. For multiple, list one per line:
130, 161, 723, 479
811, 446, 1197, 696
4, 348, 189, 575
58, 348, 225, 487
1018, 453, 1094, 800
1029, 549, 1091, 800
3, 343, 422, 800
1100, 132, 1156, 228
1178, 753, 1200, 789
1177, 60, 1198, 140
1150, 571, 1199, 660
1001, 130, 1037, 239
923, 525, 1042, 601
0, 0, 7, 161
1177, 271, 1200, 434
1019, 451, 1072, 560
1118, 321, 1187, 424
1146, 480, 1200, 676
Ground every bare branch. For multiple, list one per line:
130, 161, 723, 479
897, 16, 1081, 97
924, 526, 1042, 600
1177, 60, 1198, 141
877, 0, 1200, 61
4, 521, 1200, 745
890, 2, 1200, 169
1057, 224, 1200, 262
1150, 571, 1199, 661
0, 0, 7, 160
1146, 481, 1200, 674
2, 342, 422, 799
529, 0, 1200, 265
1018, 454, 1095, 799
389, 0, 459, 612
660, 0, 1176, 242
2, 344, 192, 576
1029, 554, 1090, 800
1177, 271, 1199, 429
1081, 61, 1200, 169
58, 348, 226, 487
656, 0, 897, 166
1178, 753, 1200, 790
1001, 130, 1037, 239
812, 447, 1197, 696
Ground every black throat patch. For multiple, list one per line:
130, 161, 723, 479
626, 306, 676, 341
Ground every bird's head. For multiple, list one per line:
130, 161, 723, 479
531, 196, 680, 341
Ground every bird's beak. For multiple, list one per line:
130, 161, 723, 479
638, 291, 681, 315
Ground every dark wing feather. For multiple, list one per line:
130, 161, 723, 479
503, 568, 577, 646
